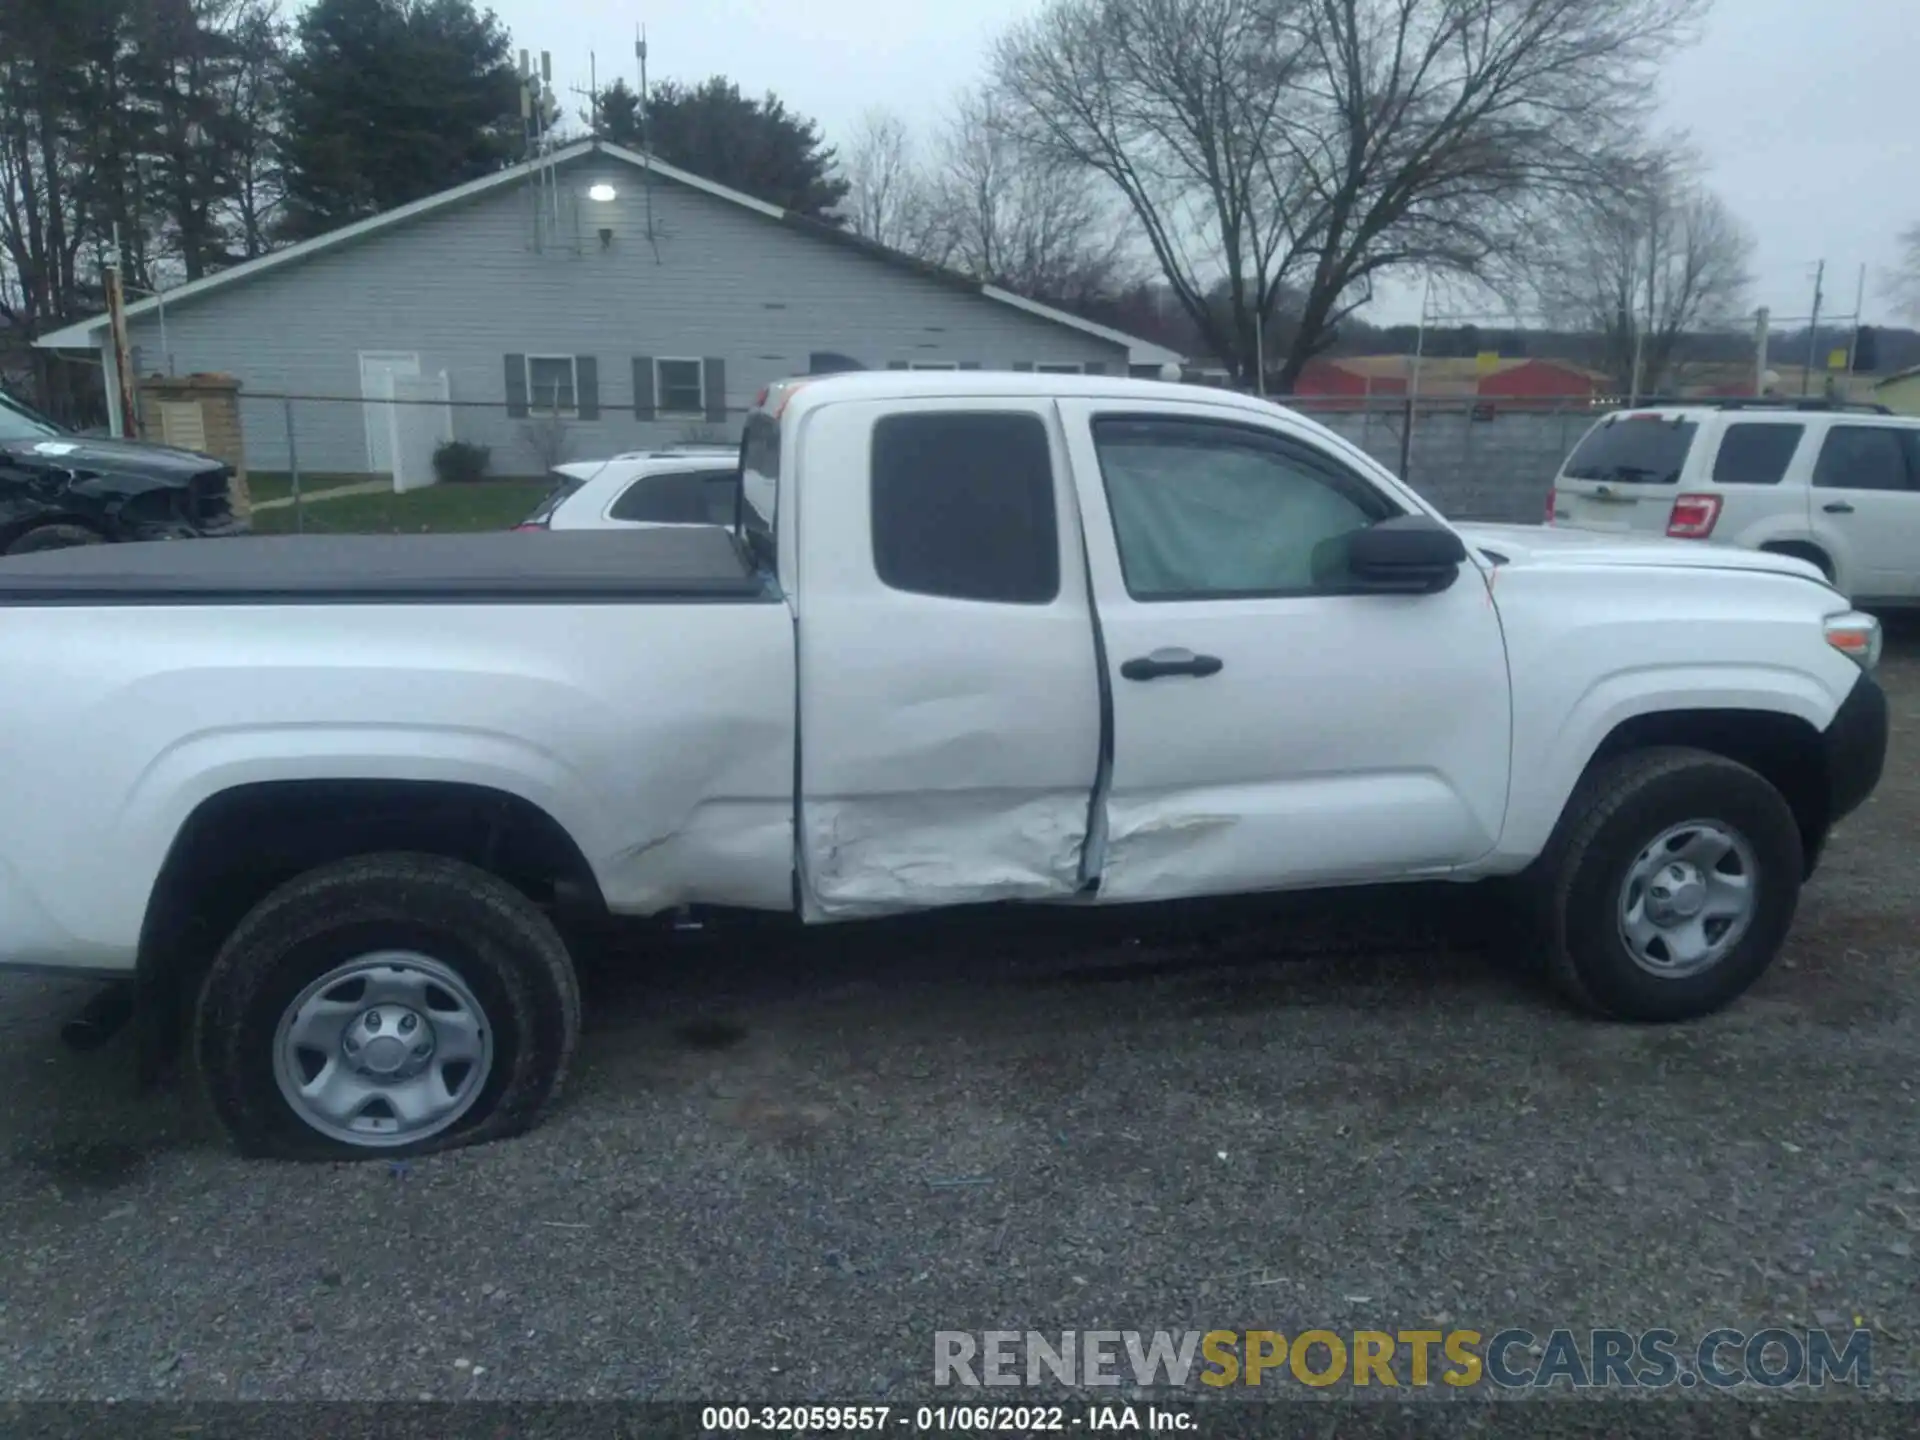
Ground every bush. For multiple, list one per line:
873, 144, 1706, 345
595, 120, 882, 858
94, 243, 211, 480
432, 439, 492, 484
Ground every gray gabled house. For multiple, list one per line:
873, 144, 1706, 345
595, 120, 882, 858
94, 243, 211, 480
36, 138, 1183, 480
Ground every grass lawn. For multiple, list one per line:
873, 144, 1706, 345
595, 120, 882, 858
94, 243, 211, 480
249, 480, 554, 535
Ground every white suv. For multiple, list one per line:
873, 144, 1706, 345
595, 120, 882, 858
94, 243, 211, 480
1548, 400, 1920, 606
516, 446, 739, 531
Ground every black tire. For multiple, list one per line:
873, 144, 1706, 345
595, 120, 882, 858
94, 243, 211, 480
1523, 746, 1803, 1022
194, 852, 581, 1160
6, 523, 105, 555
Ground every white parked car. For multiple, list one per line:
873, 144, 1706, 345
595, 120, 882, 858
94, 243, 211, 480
0, 372, 1888, 1160
518, 449, 741, 533
1548, 399, 1920, 606
518, 445, 740, 531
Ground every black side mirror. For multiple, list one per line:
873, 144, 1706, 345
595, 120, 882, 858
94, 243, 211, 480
1344, 515, 1467, 594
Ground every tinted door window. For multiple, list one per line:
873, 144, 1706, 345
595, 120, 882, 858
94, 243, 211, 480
1090, 417, 1396, 599
1813, 426, 1916, 492
607, 468, 737, 523
871, 412, 1059, 604
1710, 423, 1803, 485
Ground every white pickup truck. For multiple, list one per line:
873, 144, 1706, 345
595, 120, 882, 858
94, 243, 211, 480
0, 373, 1889, 1160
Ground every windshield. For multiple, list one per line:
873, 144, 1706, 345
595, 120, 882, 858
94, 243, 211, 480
0, 390, 61, 443
1561, 416, 1698, 485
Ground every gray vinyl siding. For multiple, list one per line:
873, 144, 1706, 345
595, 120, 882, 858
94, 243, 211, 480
122, 154, 1128, 476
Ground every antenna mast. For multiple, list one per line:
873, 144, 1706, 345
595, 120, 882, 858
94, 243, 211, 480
638, 24, 658, 249
519, 49, 563, 249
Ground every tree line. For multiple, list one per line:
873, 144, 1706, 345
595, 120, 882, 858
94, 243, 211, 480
0, 0, 853, 418
5, 0, 1912, 422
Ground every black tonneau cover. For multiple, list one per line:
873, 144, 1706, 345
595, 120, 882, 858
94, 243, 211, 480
0, 528, 772, 604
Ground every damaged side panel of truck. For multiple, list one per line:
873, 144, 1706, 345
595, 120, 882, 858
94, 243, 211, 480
790, 395, 1107, 920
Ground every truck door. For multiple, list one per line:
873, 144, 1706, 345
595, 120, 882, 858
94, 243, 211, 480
793, 396, 1103, 918
1054, 398, 1514, 903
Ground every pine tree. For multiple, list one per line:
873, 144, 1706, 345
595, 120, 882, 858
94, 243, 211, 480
279, 0, 520, 239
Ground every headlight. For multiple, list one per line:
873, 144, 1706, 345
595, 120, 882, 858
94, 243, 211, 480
1824, 611, 1882, 671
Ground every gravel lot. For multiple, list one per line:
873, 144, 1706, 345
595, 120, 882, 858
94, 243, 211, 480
2, 633, 1916, 1414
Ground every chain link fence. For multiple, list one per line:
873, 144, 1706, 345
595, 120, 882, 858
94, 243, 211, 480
232, 388, 753, 535
217, 381, 1620, 535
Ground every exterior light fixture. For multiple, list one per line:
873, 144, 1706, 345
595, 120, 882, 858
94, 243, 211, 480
588, 183, 617, 202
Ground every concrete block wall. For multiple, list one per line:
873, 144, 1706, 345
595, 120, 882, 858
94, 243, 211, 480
1299, 403, 1598, 524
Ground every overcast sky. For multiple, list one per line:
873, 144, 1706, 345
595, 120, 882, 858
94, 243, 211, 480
482, 0, 1918, 327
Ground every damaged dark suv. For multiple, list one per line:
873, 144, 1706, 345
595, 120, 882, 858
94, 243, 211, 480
0, 389, 248, 554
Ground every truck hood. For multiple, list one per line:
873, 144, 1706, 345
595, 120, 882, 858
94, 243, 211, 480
1455, 522, 1833, 587
0, 434, 225, 488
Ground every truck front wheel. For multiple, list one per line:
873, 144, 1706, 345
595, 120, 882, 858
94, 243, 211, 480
194, 852, 581, 1159
1530, 747, 1804, 1021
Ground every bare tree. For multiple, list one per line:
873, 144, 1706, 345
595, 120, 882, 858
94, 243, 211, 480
839, 108, 931, 252
518, 415, 571, 474
993, 0, 1299, 383
994, 0, 1710, 387
1535, 151, 1753, 396
924, 88, 1137, 311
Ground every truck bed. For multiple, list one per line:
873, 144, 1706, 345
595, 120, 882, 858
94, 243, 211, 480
0, 528, 773, 604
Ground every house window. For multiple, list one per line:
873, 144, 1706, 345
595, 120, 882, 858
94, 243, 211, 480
1034, 362, 1084, 375
656, 358, 706, 416
908, 361, 960, 371
526, 356, 577, 415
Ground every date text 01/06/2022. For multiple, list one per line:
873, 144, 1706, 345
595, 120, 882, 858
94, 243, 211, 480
700, 1404, 1194, 1432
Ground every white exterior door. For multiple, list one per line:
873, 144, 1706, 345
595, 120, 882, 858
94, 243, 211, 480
1056, 399, 1514, 903
389, 371, 452, 492
358, 351, 420, 476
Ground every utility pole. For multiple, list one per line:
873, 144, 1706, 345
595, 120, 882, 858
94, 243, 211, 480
1399, 274, 1432, 482
1753, 307, 1771, 396
1802, 260, 1825, 396
1253, 300, 1266, 398
104, 222, 139, 438
1848, 262, 1868, 372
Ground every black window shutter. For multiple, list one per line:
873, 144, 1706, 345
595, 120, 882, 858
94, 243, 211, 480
576, 356, 599, 419
1082, 361, 1108, 376
959, 361, 982, 370
1012, 361, 1034, 373
632, 357, 655, 420
886, 361, 908, 370
505, 354, 528, 417
702, 358, 727, 423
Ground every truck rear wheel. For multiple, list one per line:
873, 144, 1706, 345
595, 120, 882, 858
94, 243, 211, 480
1529, 747, 1804, 1021
194, 852, 581, 1160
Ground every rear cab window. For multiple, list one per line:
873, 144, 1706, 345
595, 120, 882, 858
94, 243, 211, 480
1560, 413, 1698, 486
870, 411, 1060, 603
